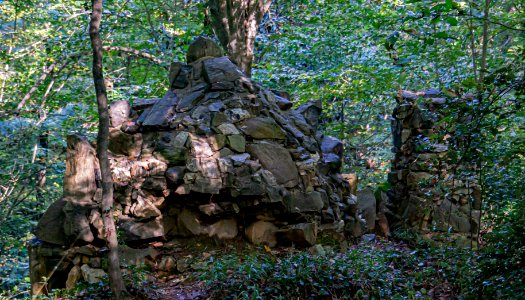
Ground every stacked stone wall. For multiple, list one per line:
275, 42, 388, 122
388, 90, 481, 245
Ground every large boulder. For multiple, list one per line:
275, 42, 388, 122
238, 117, 286, 140
34, 199, 67, 245
109, 100, 130, 128
277, 223, 317, 246
245, 221, 278, 247
80, 264, 107, 283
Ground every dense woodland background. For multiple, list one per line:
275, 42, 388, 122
0, 0, 524, 298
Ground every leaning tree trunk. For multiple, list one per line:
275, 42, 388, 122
88, 0, 126, 298
208, 0, 272, 77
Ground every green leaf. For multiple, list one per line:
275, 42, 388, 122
435, 31, 449, 39
446, 17, 458, 26
424, 38, 435, 45
461, 77, 476, 88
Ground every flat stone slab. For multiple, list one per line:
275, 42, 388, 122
247, 141, 300, 188
141, 91, 179, 127
132, 98, 160, 110
176, 82, 208, 112
287, 190, 324, 213
203, 57, 244, 89
239, 117, 286, 140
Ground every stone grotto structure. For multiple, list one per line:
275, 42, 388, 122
28, 38, 481, 295
29, 38, 360, 294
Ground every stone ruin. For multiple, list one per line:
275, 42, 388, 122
29, 38, 480, 295
388, 90, 481, 246
29, 38, 361, 293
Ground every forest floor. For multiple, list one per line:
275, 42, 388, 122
0, 232, 474, 299
120, 234, 469, 300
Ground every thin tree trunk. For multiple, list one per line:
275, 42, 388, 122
468, 1, 479, 84
88, 0, 127, 299
473, 0, 491, 247
35, 129, 48, 216
208, 0, 272, 77
479, 0, 491, 90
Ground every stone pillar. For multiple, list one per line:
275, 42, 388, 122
388, 90, 481, 246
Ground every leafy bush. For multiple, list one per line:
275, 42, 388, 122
0, 235, 32, 299
465, 199, 525, 299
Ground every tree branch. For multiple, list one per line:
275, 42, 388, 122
102, 46, 166, 66
13, 47, 166, 115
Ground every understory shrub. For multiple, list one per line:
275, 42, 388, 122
203, 241, 472, 300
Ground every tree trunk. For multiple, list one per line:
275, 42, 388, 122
88, 0, 127, 298
208, 0, 272, 77
34, 130, 48, 218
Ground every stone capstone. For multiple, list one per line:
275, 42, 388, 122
186, 36, 224, 63
203, 56, 244, 90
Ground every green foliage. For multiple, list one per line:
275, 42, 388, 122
463, 125, 525, 299
203, 242, 473, 299
0, 235, 32, 299
465, 199, 525, 299
255, 1, 402, 185
26, 263, 155, 300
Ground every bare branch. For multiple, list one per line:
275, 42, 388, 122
102, 46, 166, 66
13, 47, 166, 115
